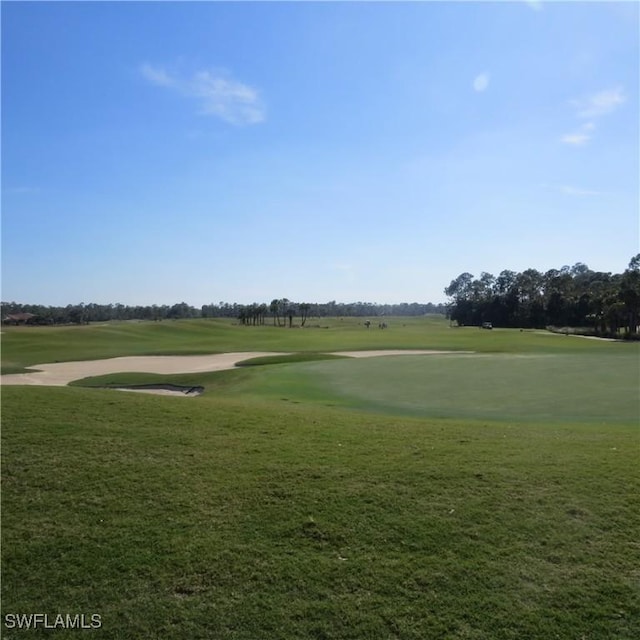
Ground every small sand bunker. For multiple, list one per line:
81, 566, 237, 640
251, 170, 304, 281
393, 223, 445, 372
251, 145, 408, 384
108, 384, 204, 397
331, 349, 470, 358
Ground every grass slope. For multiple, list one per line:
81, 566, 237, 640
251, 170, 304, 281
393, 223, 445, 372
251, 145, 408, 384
2, 387, 638, 639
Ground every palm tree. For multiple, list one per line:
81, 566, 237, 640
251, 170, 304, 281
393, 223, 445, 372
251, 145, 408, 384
270, 299, 279, 326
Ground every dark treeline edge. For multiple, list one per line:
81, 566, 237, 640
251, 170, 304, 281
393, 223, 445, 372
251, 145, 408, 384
444, 255, 640, 338
1, 299, 446, 326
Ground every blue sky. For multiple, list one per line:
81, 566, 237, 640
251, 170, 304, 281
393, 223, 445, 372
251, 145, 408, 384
2, 1, 638, 306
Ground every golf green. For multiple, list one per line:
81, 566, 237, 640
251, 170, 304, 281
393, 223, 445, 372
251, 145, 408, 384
236, 352, 639, 424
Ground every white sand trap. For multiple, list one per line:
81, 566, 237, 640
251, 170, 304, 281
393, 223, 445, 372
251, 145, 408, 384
536, 330, 619, 342
114, 387, 202, 397
0, 352, 288, 387
1, 349, 469, 395
331, 349, 471, 358
569, 335, 619, 342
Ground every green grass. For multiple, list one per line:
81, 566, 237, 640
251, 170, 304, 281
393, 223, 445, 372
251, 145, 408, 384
2, 388, 638, 639
2, 316, 639, 638
240, 352, 639, 424
0, 315, 620, 374
235, 352, 348, 367
71, 350, 638, 425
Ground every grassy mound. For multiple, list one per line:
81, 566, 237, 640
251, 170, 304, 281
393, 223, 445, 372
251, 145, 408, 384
234, 352, 347, 367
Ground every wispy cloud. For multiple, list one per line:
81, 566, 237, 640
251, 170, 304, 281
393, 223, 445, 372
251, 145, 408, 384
560, 132, 590, 146
572, 87, 626, 119
330, 262, 358, 283
472, 72, 490, 92
140, 63, 266, 125
560, 185, 605, 197
3, 186, 40, 195
140, 63, 174, 88
561, 87, 625, 146
523, 0, 544, 11
541, 183, 607, 197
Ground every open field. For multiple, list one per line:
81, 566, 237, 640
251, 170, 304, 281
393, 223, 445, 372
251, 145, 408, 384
0, 315, 619, 375
2, 317, 639, 638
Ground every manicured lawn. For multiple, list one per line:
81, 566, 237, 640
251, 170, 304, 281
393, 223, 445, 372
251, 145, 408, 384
245, 351, 639, 424
0, 315, 620, 374
73, 350, 639, 425
2, 317, 639, 638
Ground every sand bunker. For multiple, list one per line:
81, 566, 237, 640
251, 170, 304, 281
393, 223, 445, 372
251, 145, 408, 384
112, 384, 205, 397
0, 352, 288, 387
1, 350, 467, 395
330, 349, 467, 358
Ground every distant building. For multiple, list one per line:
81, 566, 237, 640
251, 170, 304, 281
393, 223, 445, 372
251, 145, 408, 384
3, 312, 37, 325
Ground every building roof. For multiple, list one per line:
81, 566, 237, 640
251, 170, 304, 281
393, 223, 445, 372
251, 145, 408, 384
3, 312, 37, 322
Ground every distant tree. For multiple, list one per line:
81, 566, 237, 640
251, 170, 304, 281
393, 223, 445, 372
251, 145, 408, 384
444, 272, 475, 326
299, 303, 311, 327
620, 255, 640, 335
278, 299, 290, 327
444, 257, 638, 336
286, 302, 297, 328
270, 299, 281, 326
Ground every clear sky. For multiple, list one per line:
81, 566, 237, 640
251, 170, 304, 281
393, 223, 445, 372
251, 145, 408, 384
2, 0, 638, 306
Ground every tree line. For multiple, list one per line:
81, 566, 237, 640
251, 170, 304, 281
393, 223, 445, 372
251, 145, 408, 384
1, 299, 446, 326
224, 299, 446, 326
444, 255, 640, 337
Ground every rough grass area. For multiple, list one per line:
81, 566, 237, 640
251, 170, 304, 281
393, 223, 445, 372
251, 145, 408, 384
2, 387, 638, 639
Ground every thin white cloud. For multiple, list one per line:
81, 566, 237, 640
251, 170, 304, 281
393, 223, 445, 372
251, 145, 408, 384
560, 87, 624, 146
330, 262, 357, 283
560, 185, 605, 197
573, 87, 626, 119
473, 72, 490, 92
140, 63, 175, 88
140, 63, 266, 125
3, 186, 40, 195
190, 70, 265, 124
541, 183, 607, 197
560, 132, 590, 146
523, 0, 543, 11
